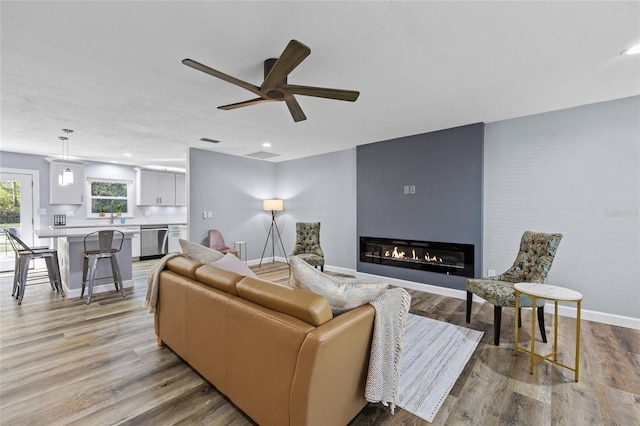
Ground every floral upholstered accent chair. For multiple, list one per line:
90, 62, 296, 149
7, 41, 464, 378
466, 231, 563, 346
291, 222, 325, 272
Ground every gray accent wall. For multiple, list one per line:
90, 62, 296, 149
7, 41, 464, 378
356, 123, 484, 290
484, 96, 640, 318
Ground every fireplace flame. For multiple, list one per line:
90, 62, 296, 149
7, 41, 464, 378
390, 247, 405, 259
383, 246, 442, 263
424, 252, 443, 263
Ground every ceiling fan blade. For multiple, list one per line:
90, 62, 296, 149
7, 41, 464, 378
285, 96, 307, 122
218, 98, 275, 110
261, 40, 311, 92
182, 58, 262, 97
280, 84, 360, 102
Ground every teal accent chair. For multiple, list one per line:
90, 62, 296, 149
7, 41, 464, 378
466, 231, 563, 346
291, 222, 325, 272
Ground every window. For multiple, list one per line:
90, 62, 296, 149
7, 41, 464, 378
87, 178, 132, 217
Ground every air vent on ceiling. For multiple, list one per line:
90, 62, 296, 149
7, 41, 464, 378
200, 137, 220, 143
245, 151, 280, 160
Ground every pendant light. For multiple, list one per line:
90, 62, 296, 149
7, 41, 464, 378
58, 129, 74, 186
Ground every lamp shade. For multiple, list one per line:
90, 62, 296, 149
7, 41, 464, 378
263, 199, 284, 211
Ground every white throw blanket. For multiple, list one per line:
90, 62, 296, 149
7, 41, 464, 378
365, 287, 411, 414
144, 252, 185, 314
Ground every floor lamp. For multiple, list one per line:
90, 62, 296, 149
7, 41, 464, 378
259, 199, 288, 267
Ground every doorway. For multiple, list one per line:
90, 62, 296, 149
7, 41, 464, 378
1, 171, 36, 271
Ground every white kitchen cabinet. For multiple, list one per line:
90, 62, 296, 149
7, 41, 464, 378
50, 161, 85, 204
137, 170, 176, 206
175, 173, 186, 206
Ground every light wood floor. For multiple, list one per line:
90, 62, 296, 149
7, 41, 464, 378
1, 260, 638, 425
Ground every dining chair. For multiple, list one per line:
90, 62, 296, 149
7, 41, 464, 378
3, 228, 64, 305
82, 230, 125, 304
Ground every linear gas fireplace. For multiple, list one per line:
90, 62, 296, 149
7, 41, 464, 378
360, 237, 474, 277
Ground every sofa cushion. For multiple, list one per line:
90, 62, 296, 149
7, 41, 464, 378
288, 255, 389, 315
237, 276, 333, 326
211, 253, 257, 277
179, 239, 224, 263
195, 264, 244, 295
165, 255, 202, 280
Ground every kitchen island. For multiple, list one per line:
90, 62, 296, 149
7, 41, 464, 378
35, 226, 140, 298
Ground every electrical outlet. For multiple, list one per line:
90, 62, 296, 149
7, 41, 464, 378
488, 269, 496, 277
404, 185, 410, 194
409, 185, 415, 194
207, 211, 213, 219
203, 211, 207, 219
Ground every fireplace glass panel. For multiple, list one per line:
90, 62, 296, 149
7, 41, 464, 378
360, 237, 474, 277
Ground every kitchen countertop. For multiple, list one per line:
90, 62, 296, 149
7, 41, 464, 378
49, 221, 186, 229
35, 226, 141, 239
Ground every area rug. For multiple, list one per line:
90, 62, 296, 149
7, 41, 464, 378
397, 314, 484, 423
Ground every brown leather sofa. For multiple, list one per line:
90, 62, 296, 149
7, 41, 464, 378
155, 256, 375, 426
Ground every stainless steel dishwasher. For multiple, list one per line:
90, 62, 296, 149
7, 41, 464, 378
140, 225, 169, 259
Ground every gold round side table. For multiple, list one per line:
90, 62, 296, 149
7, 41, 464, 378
514, 282, 582, 382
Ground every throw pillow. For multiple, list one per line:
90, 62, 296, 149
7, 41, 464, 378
289, 255, 388, 315
211, 253, 257, 277
179, 239, 224, 263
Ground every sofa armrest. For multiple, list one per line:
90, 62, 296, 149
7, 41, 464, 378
290, 304, 375, 425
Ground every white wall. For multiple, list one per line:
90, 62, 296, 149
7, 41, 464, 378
484, 96, 639, 318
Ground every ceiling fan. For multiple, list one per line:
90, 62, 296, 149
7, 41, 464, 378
182, 39, 359, 122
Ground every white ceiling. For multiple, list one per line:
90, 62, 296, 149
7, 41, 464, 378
2, 1, 639, 170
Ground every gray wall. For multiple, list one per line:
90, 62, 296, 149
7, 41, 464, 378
188, 147, 358, 269
188, 148, 277, 261
484, 96, 640, 318
356, 123, 484, 290
276, 149, 357, 269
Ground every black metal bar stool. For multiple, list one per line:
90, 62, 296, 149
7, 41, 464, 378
82, 230, 125, 304
3, 229, 64, 305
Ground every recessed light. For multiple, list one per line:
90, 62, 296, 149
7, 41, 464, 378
262, 142, 272, 148
123, 153, 132, 157
621, 43, 640, 56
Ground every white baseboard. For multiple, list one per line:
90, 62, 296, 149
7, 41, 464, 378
247, 256, 287, 267
63, 279, 134, 299
354, 271, 640, 330
238, 261, 640, 330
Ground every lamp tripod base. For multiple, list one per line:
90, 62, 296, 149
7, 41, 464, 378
259, 210, 288, 267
